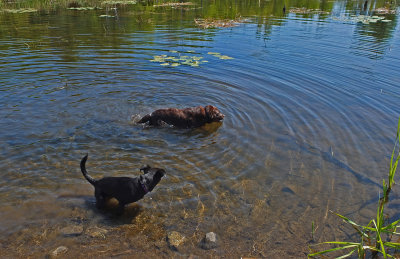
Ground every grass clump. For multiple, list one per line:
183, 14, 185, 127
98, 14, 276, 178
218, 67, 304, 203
309, 116, 400, 258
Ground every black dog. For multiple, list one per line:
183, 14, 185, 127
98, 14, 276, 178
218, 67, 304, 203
80, 154, 165, 215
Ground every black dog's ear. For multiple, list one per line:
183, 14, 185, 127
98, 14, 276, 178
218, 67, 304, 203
156, 169, 166, 178
140, 165, 151, 174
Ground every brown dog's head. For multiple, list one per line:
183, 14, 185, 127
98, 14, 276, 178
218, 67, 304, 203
205, 105, 225, 122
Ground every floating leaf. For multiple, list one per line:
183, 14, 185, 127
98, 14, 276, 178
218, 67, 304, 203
207, 52, 220, 55
102, 0, 137, 5
171, 63, 180, 67
160, 63, 169, 66
68, 7, 100, 10
382, 19, 392, 22
3, 8, 38, 13
169, 50, 178, 53
219, 55, 234, 60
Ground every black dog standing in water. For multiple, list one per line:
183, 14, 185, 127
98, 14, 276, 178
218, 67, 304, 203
80, 154, 165, 215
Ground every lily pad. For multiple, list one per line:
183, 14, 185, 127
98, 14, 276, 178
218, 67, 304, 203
99, 14, 115, 18
3, 8, 38, 13
218, 55, 234, 60
102, 0, 137, 5
68, 7, 100, 10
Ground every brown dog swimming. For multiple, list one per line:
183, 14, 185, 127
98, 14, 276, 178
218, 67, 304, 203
137, 105, 224, 128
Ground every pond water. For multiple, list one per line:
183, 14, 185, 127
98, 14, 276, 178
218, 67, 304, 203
1, 0, 400, 257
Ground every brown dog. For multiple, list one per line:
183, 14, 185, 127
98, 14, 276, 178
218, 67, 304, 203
137, 105, 224, 128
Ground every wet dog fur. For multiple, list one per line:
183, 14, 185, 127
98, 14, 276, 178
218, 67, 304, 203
80, 154, 165, 215
137, 105, 224, 128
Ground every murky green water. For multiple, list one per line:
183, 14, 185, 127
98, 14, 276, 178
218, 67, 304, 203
1, 0, 400, 257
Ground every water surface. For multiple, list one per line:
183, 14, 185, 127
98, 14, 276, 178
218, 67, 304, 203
1, 0, 400, 257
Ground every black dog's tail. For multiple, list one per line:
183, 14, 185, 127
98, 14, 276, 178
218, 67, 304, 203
80, 154, 96, 186
137, 114, 151, 124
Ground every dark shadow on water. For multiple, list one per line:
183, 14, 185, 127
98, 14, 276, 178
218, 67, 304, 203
85, 198, 145, 225
137, 121, 222, 135
60, 194, 144, 225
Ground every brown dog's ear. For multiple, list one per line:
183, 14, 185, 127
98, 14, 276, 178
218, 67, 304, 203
205, 105, 215, 118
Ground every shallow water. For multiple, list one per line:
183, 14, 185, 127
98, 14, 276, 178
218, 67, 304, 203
1, 0, 400, 257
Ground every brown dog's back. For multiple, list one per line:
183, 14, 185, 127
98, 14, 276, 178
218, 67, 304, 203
138, 105, 224, 128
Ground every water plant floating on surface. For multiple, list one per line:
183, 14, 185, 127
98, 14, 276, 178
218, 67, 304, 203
68, 7, 101, 10
207, 52, 234, 60
2, 8, 38, 13
101, 0, 137, 5
194, 18, 243, 29
149, 50, 234, 68
332, 15, 391, 24
150, 54, 206, 67
153, 2, 195, 8
289, 7, 329, 15
308, 116, 400, 258
99, 14, 115, 18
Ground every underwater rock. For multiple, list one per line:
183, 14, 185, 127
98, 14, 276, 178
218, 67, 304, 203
167, 231, 186, 250
60, 225, 83, 236
200, 232, 218, 250
49, 246, 68, 257
86, 226, 108, 238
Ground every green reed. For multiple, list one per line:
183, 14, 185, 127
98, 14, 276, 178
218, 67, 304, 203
308, 116, 400, 258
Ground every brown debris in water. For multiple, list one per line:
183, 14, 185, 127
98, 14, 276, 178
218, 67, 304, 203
194, 18, 243, 29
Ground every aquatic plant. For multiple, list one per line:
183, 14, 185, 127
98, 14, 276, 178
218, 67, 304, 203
207, 52, 234, 60
2, 8, 38, 13
308, 116, 400, 258
101, 0, 137, 5
289, 7, 329, 15
153, 2, 195, 8
194, 18, 243, 29
68, 6, 101, 10
149, 50, 233, 68
332, 15, 392, 24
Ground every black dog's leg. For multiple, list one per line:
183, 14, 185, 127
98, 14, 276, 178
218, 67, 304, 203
116, 202, 126, 216
95, 188, 106, 209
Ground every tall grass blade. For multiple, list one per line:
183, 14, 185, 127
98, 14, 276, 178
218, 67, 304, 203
373, 219, 387, 259
336, 248, 357, 258
333, 212, 374, 234
308, 244, 358, 257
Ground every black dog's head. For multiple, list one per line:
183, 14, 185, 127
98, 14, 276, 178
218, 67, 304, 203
205, 105, 225, 122
139, 165, 166, 193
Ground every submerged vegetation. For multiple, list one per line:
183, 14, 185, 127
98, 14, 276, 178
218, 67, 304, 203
308, 117, 400, 258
